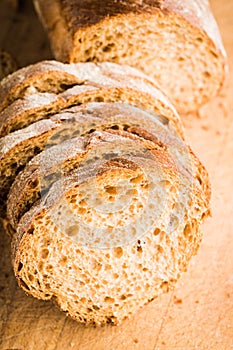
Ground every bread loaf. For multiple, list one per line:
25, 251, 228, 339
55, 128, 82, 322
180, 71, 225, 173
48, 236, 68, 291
33, 0, 227, 113
0, 61, 210, 325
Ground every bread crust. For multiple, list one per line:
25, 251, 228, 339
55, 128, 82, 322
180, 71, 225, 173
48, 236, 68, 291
0, 60, 182, 136
0, 59, 211, 325
6, 101, 178, 229
11, 129, 210, 325
34, 0, 226, 58
33, 0, 227, 112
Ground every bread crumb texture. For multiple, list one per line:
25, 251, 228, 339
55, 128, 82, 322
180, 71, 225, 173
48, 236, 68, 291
0, 60, 211, 325
33, 0, 228, 113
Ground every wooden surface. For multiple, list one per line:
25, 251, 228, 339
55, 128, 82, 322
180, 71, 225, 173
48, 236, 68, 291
0, 0, 232, 349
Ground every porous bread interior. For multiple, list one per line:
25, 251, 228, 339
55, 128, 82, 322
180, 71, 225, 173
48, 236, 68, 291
7, 129, 160, 229
14, 157, 203, 325
0, 69, 81, 113
3, 93, 179, 224
71, 14, 225, 112
0, 86, 176, 137
0, 122, 58, 215
1, 97, 169, 221
0, 74, 182, 138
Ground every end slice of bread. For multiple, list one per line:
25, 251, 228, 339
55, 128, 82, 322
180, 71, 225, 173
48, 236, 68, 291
12, 128, 209, 325
33, 0, 227, 113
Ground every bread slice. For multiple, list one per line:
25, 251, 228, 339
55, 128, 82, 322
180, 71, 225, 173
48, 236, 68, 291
5, 100, 177, 228
0, 60, 81, 112
11, 126, 210, 325
0, 119, 59, 217
0, 60, 180, 133
33, 0, 227, 113
0, 78, 180, 138
0, 92, 63, 137
0, 97, 177, 218
7, 128, 159, 230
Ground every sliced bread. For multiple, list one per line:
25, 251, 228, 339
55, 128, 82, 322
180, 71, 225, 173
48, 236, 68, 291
5, 100, 177, 227
0, 100, 171, 217
0, 61, 182, 137
33, 0, 227, 113
7, 129, 159, 230
11, 127, 210, 325
0, 60, 179, 125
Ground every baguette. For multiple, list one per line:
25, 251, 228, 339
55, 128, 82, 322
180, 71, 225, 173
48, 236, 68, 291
33, 0, 227, 113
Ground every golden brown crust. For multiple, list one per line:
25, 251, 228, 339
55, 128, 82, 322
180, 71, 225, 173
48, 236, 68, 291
11, 127, 210, 324
0, 60, 182, 136
33, 0, 227, 112
34, 0, 227, 61
6, 101, 174, 229
0, 60, 88, 112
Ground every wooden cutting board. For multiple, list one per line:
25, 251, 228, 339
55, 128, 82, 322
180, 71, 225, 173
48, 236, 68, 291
0, 0, 232, 349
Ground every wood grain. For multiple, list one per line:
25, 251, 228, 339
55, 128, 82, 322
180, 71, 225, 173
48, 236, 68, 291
0, 0, 232, 349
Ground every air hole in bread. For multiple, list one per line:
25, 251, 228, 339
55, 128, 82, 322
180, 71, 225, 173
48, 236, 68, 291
183, 223, 194, 243
160, 281, 169, 293
104, 296, 115, 303
46, 264, 53, 273
102, 43, 115, 53
30, 178, 39, 189
33, 146, 41, 155
157, 245, 163, 254
26, 226, 34, 236
110, 125, 119, 130
203, 71, 211, 78
85, 49, 91, 55
114, 247, 123, 258
60, 83, 78, 90
94, 96, 104, 102
86, 128, 96, 134
123, 124, 130, 131
92, 305, 100, 310
104, 186, 117, 195
19, 278, 30, 291
60, 256, 68, 265
130, 174, 144, 184
41, 248, 49, 259
28, 274, 34, 282
17, 262, 23, 272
